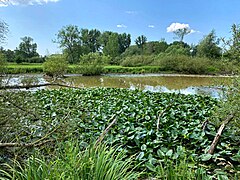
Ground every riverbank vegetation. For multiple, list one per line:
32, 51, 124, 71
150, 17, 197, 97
1, 23, 240, 76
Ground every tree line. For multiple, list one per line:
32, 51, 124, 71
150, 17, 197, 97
0, 22, 240, 65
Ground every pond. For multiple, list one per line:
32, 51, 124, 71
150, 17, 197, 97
1, 73, 232, 98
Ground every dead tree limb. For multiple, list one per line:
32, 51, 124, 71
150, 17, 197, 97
95, 114, 117, 146
0, 111, 71, 148
202, 119, 209, 131
0, 83, 81, 90
208, 114, 235, 154
157, 103, 173, 132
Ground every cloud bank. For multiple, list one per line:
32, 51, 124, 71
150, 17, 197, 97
0, 0, 60, 7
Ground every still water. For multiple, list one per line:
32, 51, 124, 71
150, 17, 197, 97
2, 74, 232, 98
64, 74, 231, 98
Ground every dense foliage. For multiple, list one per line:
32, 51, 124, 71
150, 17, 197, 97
1, 87, 239, 178
43, 54, 68, 77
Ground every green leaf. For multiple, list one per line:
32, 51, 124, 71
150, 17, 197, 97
157, 149, 165, 158
201, 154, 212, 161
137, 152, 144, 160
141, 144, 147, 151
166, 149, 173, 157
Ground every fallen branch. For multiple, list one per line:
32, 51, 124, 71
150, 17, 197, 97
95, 114, 118, 146
0, 111, 71, 148
208, 114, 235, 154
0, 139, 56, 148
157, 103, 173, 132
0, 83, 81, 90
202, 119, 209, 131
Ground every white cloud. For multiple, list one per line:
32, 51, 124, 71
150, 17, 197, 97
167, 23, 190, 32
117, 24, 127, 28
148, 25, 155, 28
0, 0, 60, 7
167, 22, 199, 34
125, 11, 137, 15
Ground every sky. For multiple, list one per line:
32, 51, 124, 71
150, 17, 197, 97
1, 0, 240, 55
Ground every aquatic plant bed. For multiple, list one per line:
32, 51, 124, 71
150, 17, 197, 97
1, 88, 239, 178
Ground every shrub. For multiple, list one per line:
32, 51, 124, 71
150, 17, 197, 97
152, 55, 216, 74
78, 53, 110, 76
0, 53, 7, 75
27, 56, 45, 63
120, 55, 154, 67
43, 54, 68, 77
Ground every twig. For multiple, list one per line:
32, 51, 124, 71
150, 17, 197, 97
157, 103, 172, 132
95, 114, 117, 146
208, 114, 235, 154
202, 119, 209, 131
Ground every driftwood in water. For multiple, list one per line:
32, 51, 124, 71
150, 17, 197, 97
208, 114, 235, 154
0, 83, 80, 90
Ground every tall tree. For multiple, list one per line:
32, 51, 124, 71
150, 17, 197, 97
81, 29, 101, 53
222, 24, 240, 61
118, 33, 131, 54
197, 30, 221, 59
0, 19, 9, 45
135, 35, 147, 54
54, 25, 81, 63
173, 28, 191, 42
103, 33, 120, 58
17, 36, 39, 60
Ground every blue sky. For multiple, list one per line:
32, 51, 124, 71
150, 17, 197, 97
1, 0, 240, 55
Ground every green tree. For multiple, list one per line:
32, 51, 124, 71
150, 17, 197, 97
43, 54, 68, 77
118, 33, 131, 54
100, 31, 113, 47
222, 24, 240, 62
81, 29, 101, 53
0, 52, 7, 75
54, 25, 81, 64
17, 36, 39, 61
173, 28, 191, 42
165, 44, 190, 56
0, 19, 9, 44
103, 33, 120, 58
144, 40, 168, 55
78, 52, 110, 75
135, 35, 147, 54
197, 30, 221, 59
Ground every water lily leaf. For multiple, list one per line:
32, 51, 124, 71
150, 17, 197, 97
137, 152, 145, 160
201, 154, 212, 161
141, 144, 147, 151
166, 149, 173, 157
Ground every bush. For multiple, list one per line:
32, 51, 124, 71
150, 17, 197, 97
152, 55, 217, 74
43, 55, 68, 77
120, 55, 154, 67
27, 56, 45, 63
0, 53, 7, 75
78, 53, 110, 76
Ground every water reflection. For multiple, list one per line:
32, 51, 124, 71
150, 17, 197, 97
1, 74, 231, 98
65, 74, 230, 98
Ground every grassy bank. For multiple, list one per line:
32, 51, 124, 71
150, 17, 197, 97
6, 63, 172, 74
6, 62, 239, 75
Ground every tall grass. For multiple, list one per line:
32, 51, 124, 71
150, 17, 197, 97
0, 142, 140, 180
